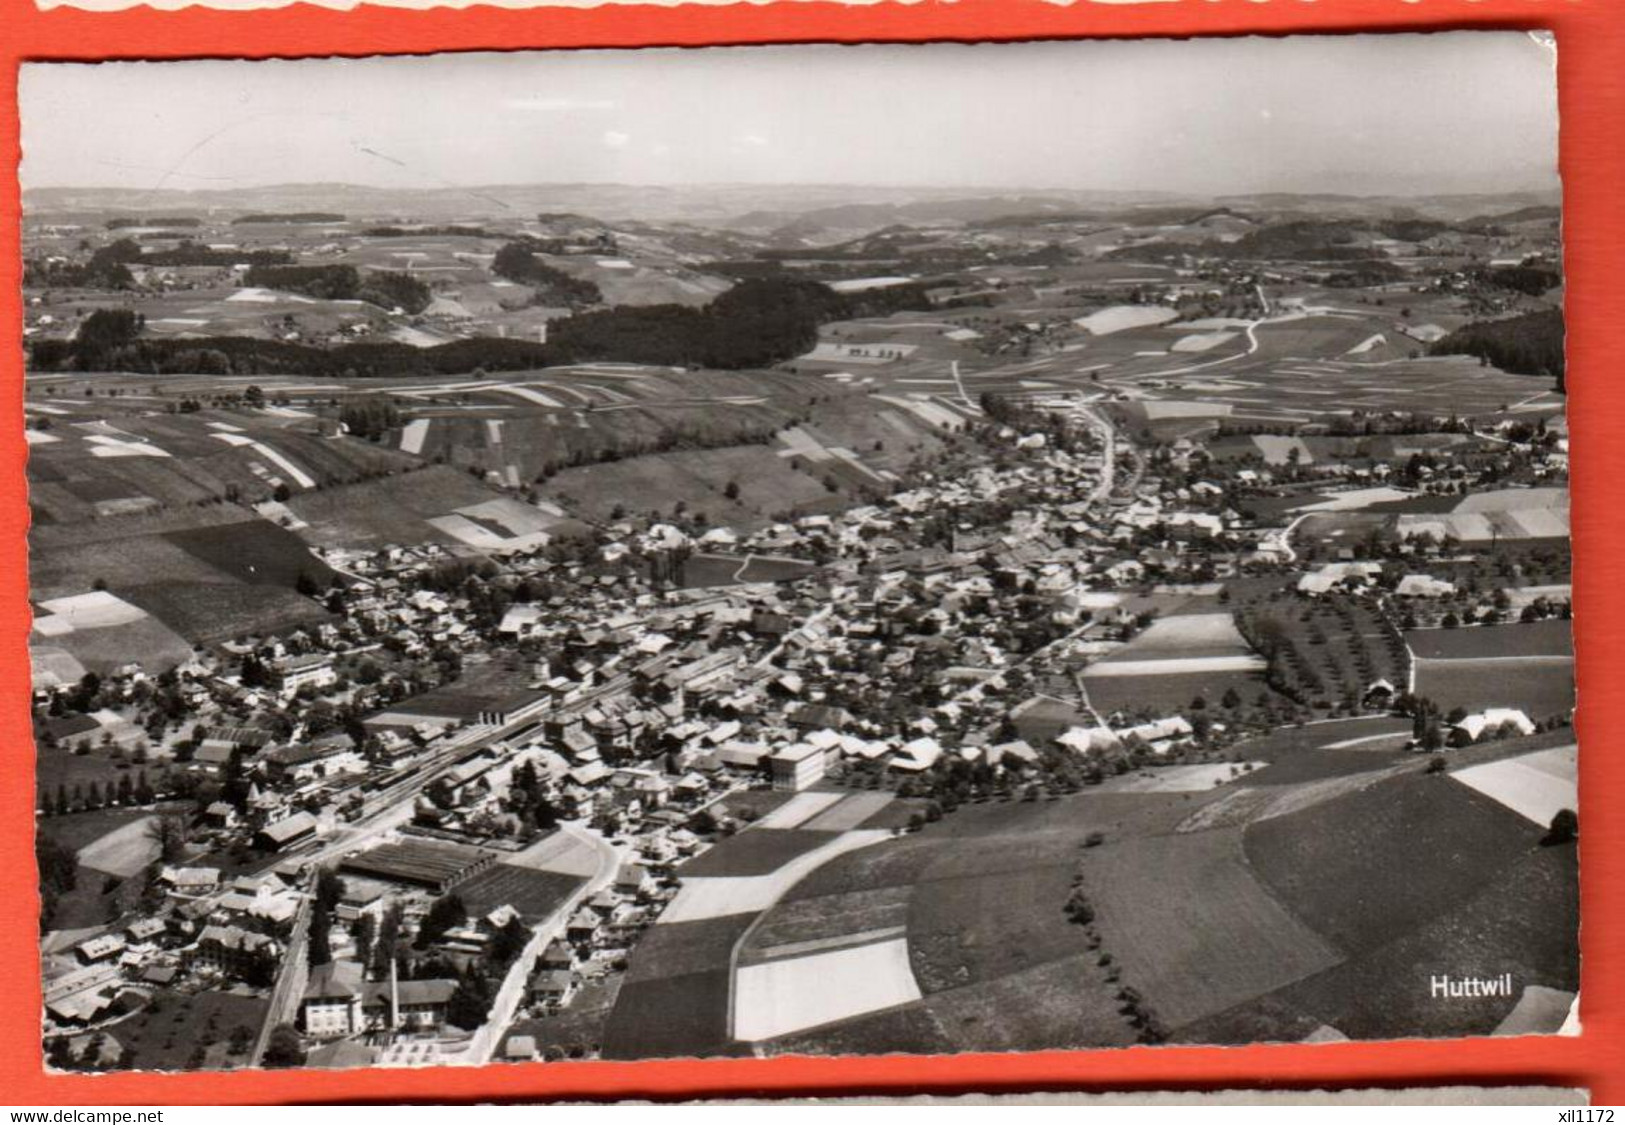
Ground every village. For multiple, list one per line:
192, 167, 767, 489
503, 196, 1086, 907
34, 359, 1573, 1069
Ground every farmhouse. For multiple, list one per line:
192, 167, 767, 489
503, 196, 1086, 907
1451, 708, 1537, 745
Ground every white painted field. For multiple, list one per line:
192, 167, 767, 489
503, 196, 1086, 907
733, 937, 921, 1041
77, 816, 159, 878
1252, 435, 1314, 466
1085, 655, 1265, 677
507, 830, 601, 877
36, 590, 149, 630
493, 385, 565, 408
798, 792, 894, 832
1103, 763, 1266, 794
1493, 985, 1577, 1036
1170, 331, 1239, 353
660, 831, 890, 924
85, 434, 169, 459
1452, 745, 1577, 828
399, 418, 431, 454
246, 441, 317, 489
1289, 487, 1417, 513
1123, 613, 1248, 651
1141, 400, 1233, 420
754, 791, 843, 830
1346, 333, 1388, 354
1075, 306, 1179, 335
1456, 487, 1569, 513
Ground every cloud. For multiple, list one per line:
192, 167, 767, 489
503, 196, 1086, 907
740, 133, 769, 147
602, 130, 631, 149
504, 96, 617, 112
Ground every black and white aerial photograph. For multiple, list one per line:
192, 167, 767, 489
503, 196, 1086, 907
21, 34, 1576, 1072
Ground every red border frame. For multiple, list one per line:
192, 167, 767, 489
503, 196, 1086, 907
2, 0, 1621, 1105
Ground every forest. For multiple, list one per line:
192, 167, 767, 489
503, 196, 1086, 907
491, 242, 603, 310
1430, 307, 1566, 388
242, 264, 433, 314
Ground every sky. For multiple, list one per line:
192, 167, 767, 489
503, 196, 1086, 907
19, 34, 1559, 197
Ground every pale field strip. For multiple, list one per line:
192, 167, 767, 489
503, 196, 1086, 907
1181, 317, 1255, 329
1451, 745, 1577, 828
732, 937, 922, 1042
1493, 985, 1578, 1037
803, 344, 905, 366
827, 448, 888, 482
486, 419, 505, 443
1252, 435, 1315, 464
797, 791, 895, 832
1504, 584, 1572, 609
1455, 487, 1569, 512
32, 648, 89, 686
247, 440, 317, 488
1074, 305, 1180, 335
1087, 655, 1265, 677
77, 816, 160, 878
207, 421, 246, 433
36, 590, 150, 631
872, 394, 966, 429
505, 830, 602, 878
749, 924, 908, 965
753, 791, 844, 830
659, 830, 891, 924
399, 418, 431, 454
491, 385, 566, 408
1288, 487, 1418, 513
1101, 763, 1268, 794
24, 430, 60, 445
1170, 331, 1239, 353
775, 427, 835, 462
392, 326, 446, 348
85, 434, 170, 459
381, 379, 512, 396
253, 500, 308, 530
227, 287, 316, 304
1319, 732, 1412, 750
528, 382, 594, 404
1141, 401, 1233, 419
